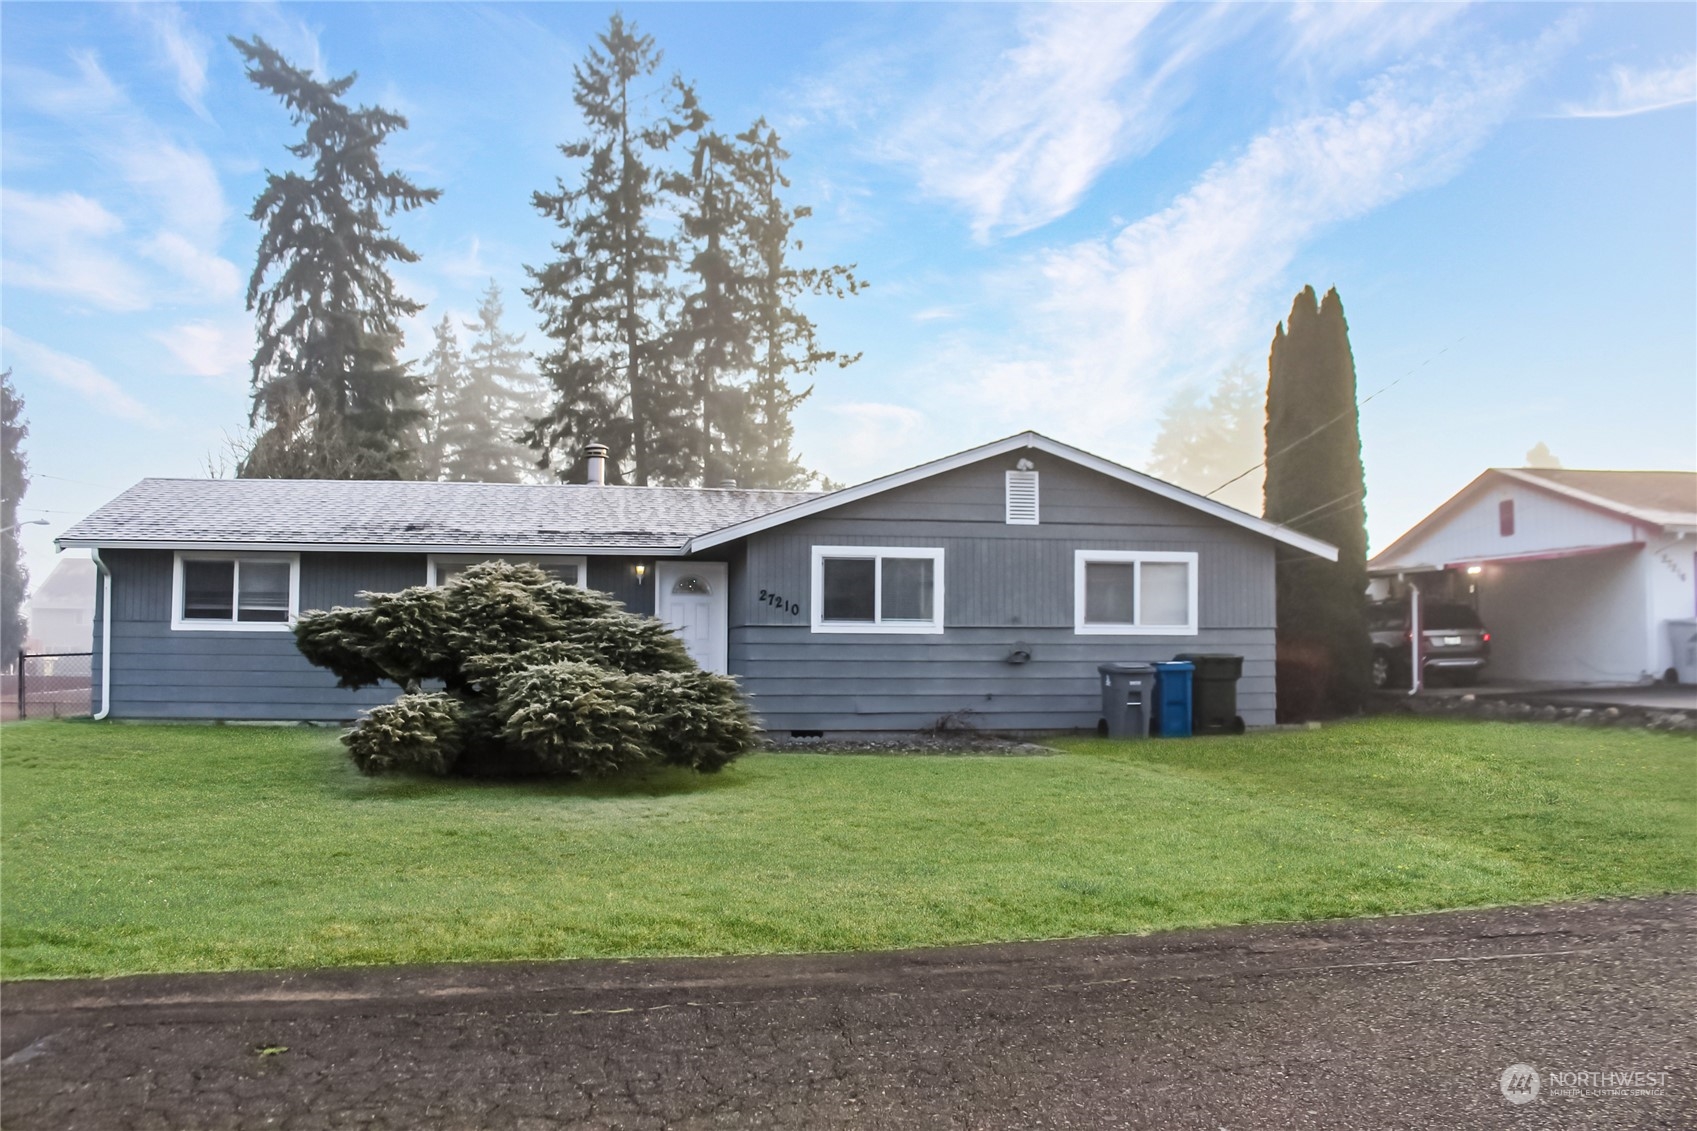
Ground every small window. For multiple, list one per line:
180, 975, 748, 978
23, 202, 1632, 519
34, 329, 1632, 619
1006, 470, 1039, 525
672, 575, 711, 595
811, 546, 945, 634
1498, 499, 1515, 537
1074, 550, 1198, 635
172, 553, 299, 631
428, 555, 588, 588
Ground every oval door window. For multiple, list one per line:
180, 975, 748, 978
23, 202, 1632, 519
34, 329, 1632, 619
672, 575, 711, 595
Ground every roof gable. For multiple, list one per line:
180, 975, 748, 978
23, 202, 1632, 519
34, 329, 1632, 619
1370, 466, 1695, 571
686, 432, 1339, 559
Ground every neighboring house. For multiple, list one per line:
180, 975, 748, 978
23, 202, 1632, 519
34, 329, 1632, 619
56, 432, 1336, 731
21, 556, 97, 655
1369, 468, 1697, 685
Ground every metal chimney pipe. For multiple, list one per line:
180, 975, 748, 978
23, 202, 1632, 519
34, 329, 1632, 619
584, 443, 609, 486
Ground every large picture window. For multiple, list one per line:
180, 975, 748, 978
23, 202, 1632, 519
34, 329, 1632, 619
811, 546, 945, 634
426, 555, 588, 588
1074, 550, 1198, 635
171, 553, 299, 631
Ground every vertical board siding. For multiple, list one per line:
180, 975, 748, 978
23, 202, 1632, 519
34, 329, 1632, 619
727, 453, 1282, 732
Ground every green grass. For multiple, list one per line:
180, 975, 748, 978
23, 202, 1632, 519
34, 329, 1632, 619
2, 717, 1692, 979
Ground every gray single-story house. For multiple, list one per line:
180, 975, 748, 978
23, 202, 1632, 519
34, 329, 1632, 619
56, 432, 1337, 732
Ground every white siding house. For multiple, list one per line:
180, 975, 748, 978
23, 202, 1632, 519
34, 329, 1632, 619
1370, 469, 1697, 684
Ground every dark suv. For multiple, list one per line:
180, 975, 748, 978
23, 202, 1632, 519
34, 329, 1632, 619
1367, 599, 1491, 689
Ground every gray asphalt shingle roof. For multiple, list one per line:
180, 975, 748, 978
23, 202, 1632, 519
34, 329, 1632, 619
57, 478, 825, 551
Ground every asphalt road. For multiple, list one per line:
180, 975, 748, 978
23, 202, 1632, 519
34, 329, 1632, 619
3, 897, 1691, 1130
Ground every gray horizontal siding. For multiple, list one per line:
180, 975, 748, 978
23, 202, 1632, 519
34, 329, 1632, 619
99, 548, 664, 721
729, 626, 1276, 733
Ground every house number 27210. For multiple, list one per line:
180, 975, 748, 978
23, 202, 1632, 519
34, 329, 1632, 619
758, 589, 800, 616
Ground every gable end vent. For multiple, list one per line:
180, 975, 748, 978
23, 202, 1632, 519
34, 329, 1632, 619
1005, 470, 1040, 525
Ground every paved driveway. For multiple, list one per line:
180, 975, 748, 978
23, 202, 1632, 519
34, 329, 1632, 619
3, 897, 1690, 1129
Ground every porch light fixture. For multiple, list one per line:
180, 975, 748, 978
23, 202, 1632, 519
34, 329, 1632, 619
1466, 565, 1483, 575
633, 562, 646, 583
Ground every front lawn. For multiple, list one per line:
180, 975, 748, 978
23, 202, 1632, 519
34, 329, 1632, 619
2, 717, 1692, 978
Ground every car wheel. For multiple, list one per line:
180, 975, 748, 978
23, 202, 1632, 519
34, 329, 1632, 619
1371, 651, 1392, 690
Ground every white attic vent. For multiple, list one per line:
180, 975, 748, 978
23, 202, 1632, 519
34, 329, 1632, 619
1005, 469, 1039, 525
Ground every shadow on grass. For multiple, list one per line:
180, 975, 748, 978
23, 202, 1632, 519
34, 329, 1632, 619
333, 759, 751, 805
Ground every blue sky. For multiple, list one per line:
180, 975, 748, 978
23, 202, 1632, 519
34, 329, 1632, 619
3, 2, 1694, 580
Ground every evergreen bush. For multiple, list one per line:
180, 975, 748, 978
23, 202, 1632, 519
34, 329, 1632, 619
295, 561, 754, 778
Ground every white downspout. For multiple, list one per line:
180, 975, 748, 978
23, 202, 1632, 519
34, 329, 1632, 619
90, 549, 112, 720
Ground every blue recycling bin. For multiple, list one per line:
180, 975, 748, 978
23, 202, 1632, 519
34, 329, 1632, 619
1151, 661, 1195, 738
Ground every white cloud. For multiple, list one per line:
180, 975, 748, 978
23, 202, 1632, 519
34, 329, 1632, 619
1284, 2, 1467, 66
6, 52, 239, 306
803, 401, 930, 485
939, 39, 1558, 457
132, 3, 212, 117
0, 189, 151, 311
152, 319, 252, 382
1, 328, 168, 427
882, 5, 1178, 238
1561, 58, 1696, 119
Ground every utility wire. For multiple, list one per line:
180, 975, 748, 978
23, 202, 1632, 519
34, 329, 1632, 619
1205, 335, 1466, 499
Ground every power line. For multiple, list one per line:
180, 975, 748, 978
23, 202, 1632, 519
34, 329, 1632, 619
1205, 335, 1466, 499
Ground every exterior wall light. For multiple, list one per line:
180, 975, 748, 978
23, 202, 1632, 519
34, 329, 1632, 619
634, 562, 647, 583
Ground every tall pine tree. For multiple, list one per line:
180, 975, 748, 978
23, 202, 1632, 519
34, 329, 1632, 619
726, 120, 860, 489
417, 314, 465, 481
442, 282, 539, 483
1, 370, 29, 666
526, 13, 702, 486
1264, 286, 1371, 720
232, 35, 441, 480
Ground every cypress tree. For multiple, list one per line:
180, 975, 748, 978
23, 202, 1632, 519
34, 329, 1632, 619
231, 36, 441, 480
1, 370, 29, 665
525, 13, 703, 486
1264, 286, 1371, 719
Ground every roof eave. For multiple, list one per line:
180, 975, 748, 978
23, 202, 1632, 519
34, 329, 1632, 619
54, 537, 697, 556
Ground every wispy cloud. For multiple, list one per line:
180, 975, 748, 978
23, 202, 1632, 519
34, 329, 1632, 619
152, 318, 252, 383
880, 5, 1203, 239
6, 50, 239, 305
0, 189, 151, 311
1561, 58, 1696, 119
130, 2, 212, 117
1, 328, 168, 427
939, 34, 1563, 455
1284, 2, 1468, 67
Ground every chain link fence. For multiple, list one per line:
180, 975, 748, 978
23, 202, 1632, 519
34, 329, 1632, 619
5, 652, 93, 720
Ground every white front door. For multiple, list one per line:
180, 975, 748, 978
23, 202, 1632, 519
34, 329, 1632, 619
654, 562, 729, 674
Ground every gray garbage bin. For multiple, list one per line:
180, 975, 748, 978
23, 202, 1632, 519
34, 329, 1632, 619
1097, 662, 1156, 739
1668, 619, 1697, 684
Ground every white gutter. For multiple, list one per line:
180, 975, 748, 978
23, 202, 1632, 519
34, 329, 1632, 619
90, 549, 112, 720
55, 539, 695, 556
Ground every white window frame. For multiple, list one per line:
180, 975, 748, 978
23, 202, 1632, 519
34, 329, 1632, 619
811, 545, 945, 635
425, 554, 589, 589
171, 551, 301, 633
1073, 549, 1199, 636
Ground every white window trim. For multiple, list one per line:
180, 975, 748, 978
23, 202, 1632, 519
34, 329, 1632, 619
1073, 549, 1199, 636
811, 545, 945, 635
425, 554, 589, 589
170, 551, 301, 633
